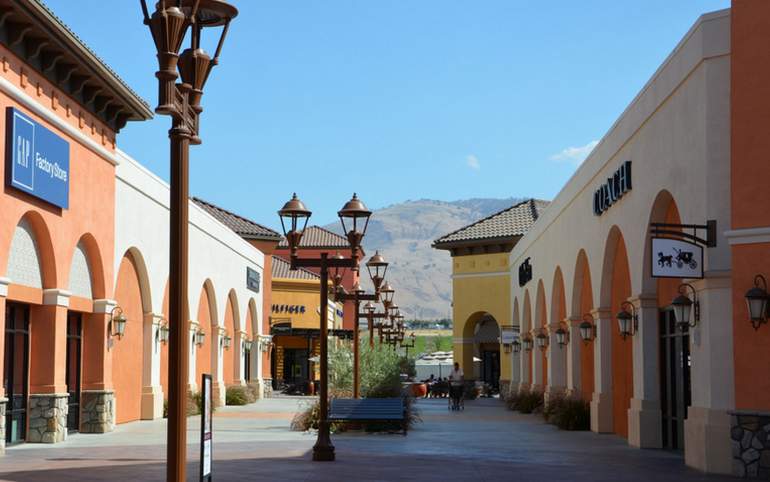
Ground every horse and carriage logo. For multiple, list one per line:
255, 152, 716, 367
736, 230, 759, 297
657, 247, 698, 270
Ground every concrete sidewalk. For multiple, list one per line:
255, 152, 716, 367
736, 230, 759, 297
0, 397, 740, 481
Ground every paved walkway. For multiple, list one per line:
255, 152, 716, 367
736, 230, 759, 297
0, 397, 740, 481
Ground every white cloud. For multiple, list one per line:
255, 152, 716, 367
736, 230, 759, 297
466, 154, 480, 170
549, 140, 599, 165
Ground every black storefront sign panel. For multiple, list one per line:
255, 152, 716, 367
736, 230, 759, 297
247, 267, 260, 293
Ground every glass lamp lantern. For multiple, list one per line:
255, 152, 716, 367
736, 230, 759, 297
555, 326, 568, 348
616, 302, 637, 340
671, 283, 698, 332
277, 193, 311, 258
579, 316, 595, 343
111, 307, 127, 339
745, 275, 769, 330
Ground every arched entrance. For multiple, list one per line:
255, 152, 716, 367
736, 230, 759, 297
463, 312, 501, 391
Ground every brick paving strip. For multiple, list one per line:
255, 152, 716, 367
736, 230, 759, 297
0, 398, 742, 482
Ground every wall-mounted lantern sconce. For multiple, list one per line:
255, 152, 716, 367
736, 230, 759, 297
195, 329, 206, 347
535, 328, 549, 350
617, 301, 638, 340
260, 337, 273, 353
243, 339, 253, 351
671, 283, 699, 332
159, 321, 170, 345
555, 324, 569, 349
579, 314, 596, 343
512, 338, 522, 354
522, 334, 533, 352
110, 306, 127, 339
223, 334, 232, 350
745, 274, 769, 330
503, 342, 512, 354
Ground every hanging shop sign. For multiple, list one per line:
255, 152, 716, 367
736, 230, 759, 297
246, 267, 260, 293
593, 160, 632, 216
651, 237, 703, 279
518, 258, 532, 287
6, 107, 70, 209
200, 373, 213, 482
649, 220, 716, 279
501, 327, 519, 345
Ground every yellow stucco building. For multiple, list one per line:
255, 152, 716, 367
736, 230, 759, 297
269, 256, 345, 392
433, 199, 548, 395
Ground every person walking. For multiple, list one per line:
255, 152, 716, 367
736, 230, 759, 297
449, 362, 464, 410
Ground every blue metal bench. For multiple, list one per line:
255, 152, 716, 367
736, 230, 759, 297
328, 398, 408, 435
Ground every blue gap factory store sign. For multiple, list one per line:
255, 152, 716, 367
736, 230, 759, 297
6, 107, 70, 208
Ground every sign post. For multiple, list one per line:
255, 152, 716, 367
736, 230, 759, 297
200, 374, 212, 482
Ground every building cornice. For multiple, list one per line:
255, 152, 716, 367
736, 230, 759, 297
0, 0, 152, 131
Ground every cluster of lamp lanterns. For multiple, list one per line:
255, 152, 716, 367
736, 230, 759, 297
512, 282, 709, 353
278, 193, 415, 351
108, 306, 259, 351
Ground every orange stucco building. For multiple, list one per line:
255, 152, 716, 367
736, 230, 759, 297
0, 1, 270, 452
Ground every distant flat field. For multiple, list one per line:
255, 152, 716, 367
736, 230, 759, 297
410, 329, 452, 337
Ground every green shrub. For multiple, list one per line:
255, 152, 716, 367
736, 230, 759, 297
463, 382, 480, 400
547, 396, 590, 431
506, 389, 543, 414
226, 385, 254, 406
187, 391, 202, 416
289, 336, 421, 433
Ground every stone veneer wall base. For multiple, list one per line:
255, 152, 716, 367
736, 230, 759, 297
261, 379, 273, 399
730, 411, 770, 478
499, 380, 511, 401
0, 398, 6, 454
80, 390, 115, 433
27, 394, 68, 443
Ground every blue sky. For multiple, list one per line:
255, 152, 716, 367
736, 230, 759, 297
44, 0, 729, 229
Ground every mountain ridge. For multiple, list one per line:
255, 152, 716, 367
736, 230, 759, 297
325, 196, 527, 320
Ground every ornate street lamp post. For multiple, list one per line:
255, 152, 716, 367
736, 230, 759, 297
336, 251, 389, 398
139, 2, 237, 480
277, 193, 371, 461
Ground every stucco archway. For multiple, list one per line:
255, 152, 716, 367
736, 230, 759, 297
571, 249, 595, 401
112, 251, 149, 424
600, 226, 634, 438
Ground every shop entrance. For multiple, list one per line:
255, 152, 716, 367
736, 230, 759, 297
480, 345, 500, 390
283, 349, 309, 386
66, 312, 82, 433
659, 308, 691, 451
243, 341, 251, 382
4, 303, 29, 445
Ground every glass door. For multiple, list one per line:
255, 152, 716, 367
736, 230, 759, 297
66, 312, 82, 433
4, 303, 29, 445
243, 342, 251, 382
659, 308, 692, 451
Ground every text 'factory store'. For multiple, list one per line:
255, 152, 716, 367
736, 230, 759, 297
0, 0, 276, 451
437, 3, 770, 478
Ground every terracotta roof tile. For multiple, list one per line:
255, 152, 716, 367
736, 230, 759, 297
192, 197, 282, 241
277, 225, 349, 249
272, 255, 320, 281
432, 199, 549, 247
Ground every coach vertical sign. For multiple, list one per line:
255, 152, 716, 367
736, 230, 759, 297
6, 107, 70, 209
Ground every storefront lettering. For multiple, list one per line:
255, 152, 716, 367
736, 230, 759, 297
593, 160, 632, 216
271, 304, 306, 314
6, 107, 70, 209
